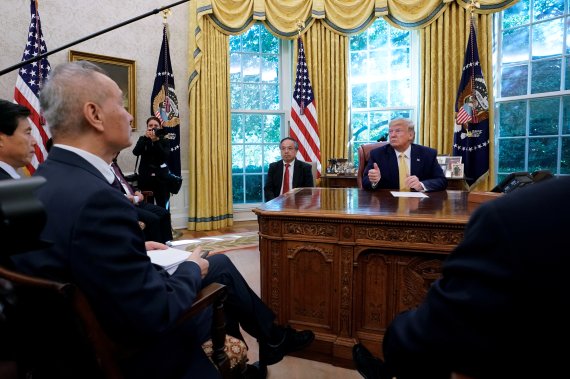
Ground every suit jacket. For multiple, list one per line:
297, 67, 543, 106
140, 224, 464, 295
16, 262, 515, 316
11, 147, 215, 378
264, 159, 314, 201
361, 143, 447, 191
382, 177, 570, 379
0, 166, 13, 180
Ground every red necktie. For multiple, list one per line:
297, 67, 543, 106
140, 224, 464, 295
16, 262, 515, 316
282, 163, 290, 194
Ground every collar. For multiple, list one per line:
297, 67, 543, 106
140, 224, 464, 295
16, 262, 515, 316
53, 144, 116, 184
0, 161, 20, 179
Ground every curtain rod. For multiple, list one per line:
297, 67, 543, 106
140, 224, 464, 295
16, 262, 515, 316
0, 0, 190, 77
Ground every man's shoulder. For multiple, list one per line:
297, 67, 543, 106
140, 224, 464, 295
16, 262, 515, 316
413, 143, 437, 156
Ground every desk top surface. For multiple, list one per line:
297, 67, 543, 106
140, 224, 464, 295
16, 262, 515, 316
254, 188, 477, 224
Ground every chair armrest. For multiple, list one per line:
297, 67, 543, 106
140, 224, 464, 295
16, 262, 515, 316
175, 283, 227, 325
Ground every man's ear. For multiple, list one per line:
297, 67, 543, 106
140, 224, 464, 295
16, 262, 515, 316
83, 102, 104, 132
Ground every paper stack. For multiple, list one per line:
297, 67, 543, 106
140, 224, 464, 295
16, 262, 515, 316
147, 247, 190, 274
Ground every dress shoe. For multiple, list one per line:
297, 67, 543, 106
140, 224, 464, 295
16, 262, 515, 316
352, 343, 383, 379
242, 361, 267, 379
259, 326, 315, 365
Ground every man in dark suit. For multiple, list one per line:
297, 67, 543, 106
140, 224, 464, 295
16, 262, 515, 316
0, 100, 36, 180
362, 118, 447, 192
112, 155, 173, 243
353, 176, 570, 379
264, 137, 314, 201
10, 61, 313, 378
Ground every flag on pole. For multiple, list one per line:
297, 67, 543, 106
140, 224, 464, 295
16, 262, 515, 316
453, 17, 490, 189
151, 23, 181, 176
14, 0, 51, 175
290, 36, 321, 178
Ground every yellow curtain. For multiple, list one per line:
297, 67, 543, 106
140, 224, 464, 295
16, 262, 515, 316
187, 17, 233, 231
420, 3, 495, 191
302, 21, 349, 181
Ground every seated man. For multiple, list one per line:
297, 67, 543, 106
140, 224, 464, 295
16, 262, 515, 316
112, 154, 173, 243
11, 61, 314, 378
264, 137, 314, 201
362, 118, 447, 192
0, 99, 36, 180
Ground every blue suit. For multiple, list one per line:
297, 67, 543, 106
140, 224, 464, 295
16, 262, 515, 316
361, 143, 447, 192
11, 147, 275, 378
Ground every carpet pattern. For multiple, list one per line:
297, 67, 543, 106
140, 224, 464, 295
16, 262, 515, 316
181, 232, 259, 254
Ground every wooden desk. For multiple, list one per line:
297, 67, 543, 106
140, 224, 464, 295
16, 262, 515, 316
253, 188, 477, 368
320, 174, 358, 188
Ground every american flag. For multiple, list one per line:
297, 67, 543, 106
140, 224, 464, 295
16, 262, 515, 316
453, 17, 490, 189
290, 37, 321, 178
14, 0, 51, 175
151, 23, 181, 176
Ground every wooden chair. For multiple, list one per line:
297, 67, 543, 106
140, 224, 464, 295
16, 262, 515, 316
356, 142, 388, 188
0, 264, 245, 379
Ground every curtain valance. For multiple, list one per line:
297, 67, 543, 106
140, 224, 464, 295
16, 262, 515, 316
195, 0, 517, 37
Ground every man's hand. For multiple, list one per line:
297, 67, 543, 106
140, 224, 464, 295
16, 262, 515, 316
145, 241, 168, 251
367, 162, 381, 186
404, 175, 423, 191
186, 246, 209, 279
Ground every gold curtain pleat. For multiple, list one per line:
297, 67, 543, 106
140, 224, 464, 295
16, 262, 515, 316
187, 17, 233, 231
302, 21, 349, 181
420, 3, 495, 191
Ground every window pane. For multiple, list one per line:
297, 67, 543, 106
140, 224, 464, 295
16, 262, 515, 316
369, 81, 388, 108
391, 28, 410, 47
533, 0, 564, 22
352, 83, 367, 108
370, 50, 390, 75
261, 84, 279, 110
243, 54, 261, 83
498, 101, 527, 137
368, 22, 388, 49
232, 175, 244, 202
231, 83, 242, 109
528, 137, 558, 173
260, 28, 278, 53
232, 145, 244, 173
261, 55, 278, 83
350, 33, 366, 51
502, 27, 529, 63
370, 111, 391, 141
232, 114, 244, 143
562, 96, 570, 134
501, 65, 528, 96
503, 0, 530, 28
242, 84, 260, 109
390, 78, 411, 106
352, 112, 369, 142
244, 114, 263, 143
245, 145, 262, 173
230, 53, 242, 81
498, 138, 526, 172
532, 18, 563, 59
242, 28, 260, 53
264, 145, 280, 170
263, 115, 281, 143
245, 175, 262, 203
529, 97, 559, 135
561, 137, 570, 174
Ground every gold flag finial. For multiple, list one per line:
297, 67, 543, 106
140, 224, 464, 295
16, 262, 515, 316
296, 20, 304, 37
468, 0, 481, 14
162, 8, 171, 23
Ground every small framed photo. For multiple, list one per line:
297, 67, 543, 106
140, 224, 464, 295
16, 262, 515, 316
445, 156, 462, 170
450, 163, 464, 178
437, 155, 449, 165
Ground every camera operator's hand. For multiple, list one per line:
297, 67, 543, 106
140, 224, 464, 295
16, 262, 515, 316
145, 128, 160, 142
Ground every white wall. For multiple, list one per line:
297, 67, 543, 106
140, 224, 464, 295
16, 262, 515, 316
0, 0, 191, 227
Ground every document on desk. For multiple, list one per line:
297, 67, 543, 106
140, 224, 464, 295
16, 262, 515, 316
390, 191, 428, 198
147, 247, 190, 274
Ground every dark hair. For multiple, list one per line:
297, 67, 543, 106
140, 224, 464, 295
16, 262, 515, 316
280, 137, 299, 150
0, 99, 31, 136
146, 116, 162, 126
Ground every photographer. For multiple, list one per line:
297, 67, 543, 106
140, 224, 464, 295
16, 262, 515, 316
132, 116, 171, 209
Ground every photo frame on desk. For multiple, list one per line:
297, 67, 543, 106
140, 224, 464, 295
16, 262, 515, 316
450, 163, 464, 178
69, 50, 136, 130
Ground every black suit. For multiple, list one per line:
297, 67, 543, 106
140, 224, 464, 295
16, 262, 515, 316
11, 147, 277, 378
264, 159, 314, 201
0, 166, 13, 180
381, 177, 570, 379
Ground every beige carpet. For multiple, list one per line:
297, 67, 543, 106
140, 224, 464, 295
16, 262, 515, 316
173, 234, 360, 378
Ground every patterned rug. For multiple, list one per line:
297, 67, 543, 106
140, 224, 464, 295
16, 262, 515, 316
174, 231, 259, 254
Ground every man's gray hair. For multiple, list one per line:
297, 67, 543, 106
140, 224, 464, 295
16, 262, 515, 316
39, 61, 107, 139
389, 118, 415, 133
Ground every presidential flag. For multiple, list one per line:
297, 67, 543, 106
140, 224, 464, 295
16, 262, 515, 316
453, 17, 489, 189
290, 36, 321, 178
151, 23, 181, 176
14, 0, 51, 175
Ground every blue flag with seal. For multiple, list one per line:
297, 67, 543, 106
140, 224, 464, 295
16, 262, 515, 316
453, 17, 489, 189
151, 23, 181, 176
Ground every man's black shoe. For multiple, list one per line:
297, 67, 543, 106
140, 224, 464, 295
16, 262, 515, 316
259, 326, 315, 365
352, 343, 383, 379
243, 361, 267, 379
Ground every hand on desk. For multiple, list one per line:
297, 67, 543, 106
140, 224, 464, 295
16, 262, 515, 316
404, 175, 424, 192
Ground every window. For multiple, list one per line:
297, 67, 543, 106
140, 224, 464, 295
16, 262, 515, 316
349, 19, 419, 165
494, 0, 570, 182
230, 24, 291, 204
